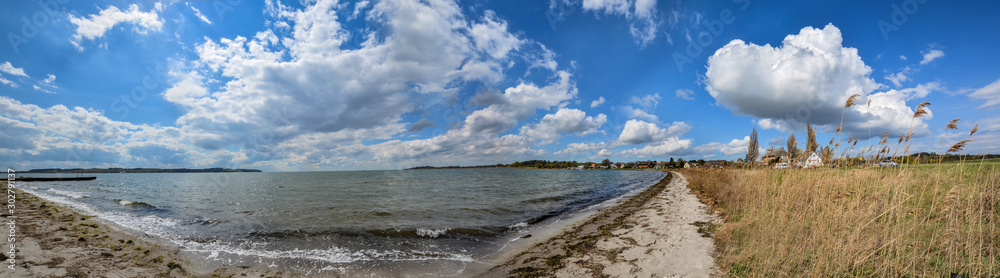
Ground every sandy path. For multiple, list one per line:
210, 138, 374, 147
486, 171, 719, 277
555, 171, 718, 277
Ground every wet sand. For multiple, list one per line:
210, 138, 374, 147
483, 171, 719, 277
1, 183, 294, 278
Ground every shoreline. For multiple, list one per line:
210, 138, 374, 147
483, 171, 719, 277
1, 183, 292, 277
3, 170, 709, 277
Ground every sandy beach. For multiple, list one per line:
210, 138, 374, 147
1, 183, 294, 278
485, 171, 719, 277
4, 171, 717, 278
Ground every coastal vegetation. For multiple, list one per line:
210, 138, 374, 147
684, 161, 998, 276
683, 97, 997, 276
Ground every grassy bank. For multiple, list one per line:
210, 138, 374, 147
683, 162, 999, 276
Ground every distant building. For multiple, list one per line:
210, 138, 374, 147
705, 160, 726, 168
804, 152, 823, 168
654, 162, 668, 169
761, 148, 789, 163
613, 162, 626, 169
683, 162, 691, 169
635, 161, 653, 169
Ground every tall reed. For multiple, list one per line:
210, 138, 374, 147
684, 109, 997, 276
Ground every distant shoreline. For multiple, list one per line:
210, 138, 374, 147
21, 168, 262, 173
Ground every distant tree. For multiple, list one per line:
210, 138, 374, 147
625, 162, 635, 168
677, 158, 686, 168
806, 122, 818, 153
746, 128, 760, 163
511, 161, 521, 167
787, 133, 800, 161
697, 159, 706, 165
601, 159, 611, 167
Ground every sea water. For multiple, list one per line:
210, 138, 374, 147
19, 168, 665, 276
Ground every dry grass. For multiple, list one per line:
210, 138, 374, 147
683, 162, 999, 277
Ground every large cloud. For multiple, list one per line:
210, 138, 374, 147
704, 24, 930, 138
166, 0, 535, 153
0, 96, 197, 169
369, 71, 578, 164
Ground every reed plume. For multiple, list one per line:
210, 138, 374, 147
946, 118, 960, 131
912, 102, 931, 118
947, 140, 972, 154
845, 94, 861, 108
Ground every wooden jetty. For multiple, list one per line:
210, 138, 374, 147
17, 177, 97, 182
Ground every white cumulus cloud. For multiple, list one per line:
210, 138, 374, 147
520, 108, 607, 144
590, 96, 606, 108
0, 61, 29, 78
617, 119, 689, 145
920, 49, 944, 65
619, 136, 692, 157
69, 4, 163, 50
675, 89, 694, 100
704, 23, 930, 138
695, 136, 764, 158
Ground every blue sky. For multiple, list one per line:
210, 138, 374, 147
1, 0, 998, 171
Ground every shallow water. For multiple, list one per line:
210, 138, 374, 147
19, 168, 664, 276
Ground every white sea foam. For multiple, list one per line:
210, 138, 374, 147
45, 188, 87, 199
416, 228, 449, 238
24, 187, 474, 265
23, 188, 100, 216
507, 222, 528, 229
119, 200, 133, 206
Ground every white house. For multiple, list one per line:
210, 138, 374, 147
804, 152, 823, 168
